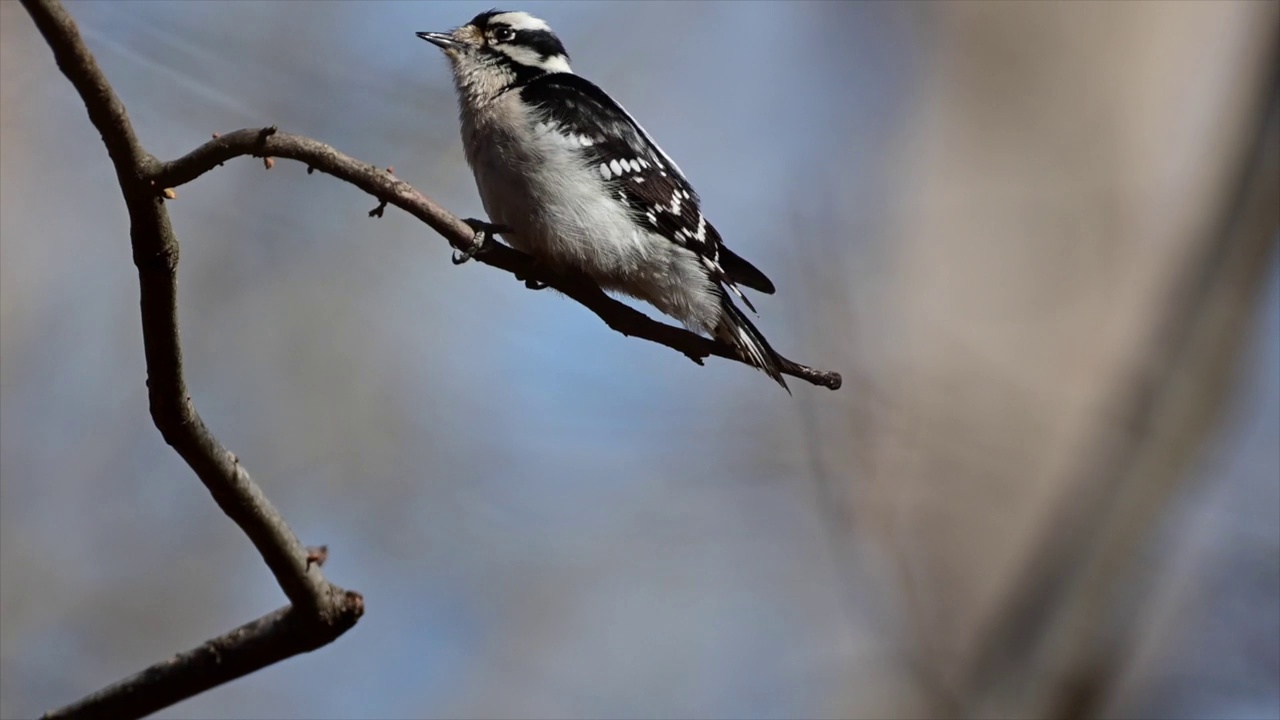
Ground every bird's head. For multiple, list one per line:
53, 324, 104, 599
418, 10, 572, 103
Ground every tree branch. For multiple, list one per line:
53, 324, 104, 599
22, 0, 364, 717
41, 599, 363, 720
146, 129, 843, 390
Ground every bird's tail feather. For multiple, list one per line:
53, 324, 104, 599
718, 295, 789, 392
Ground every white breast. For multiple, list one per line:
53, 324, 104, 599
460, 94, 722, 334
462, 95, 650, 272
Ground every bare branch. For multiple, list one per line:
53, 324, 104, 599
21, 0, 338, 617
40, 595, 364, 720
147, 129, 843, 390
21, 0, 364, 716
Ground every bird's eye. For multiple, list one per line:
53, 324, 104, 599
492, 27, 514, 42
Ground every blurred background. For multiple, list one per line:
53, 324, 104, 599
1, 1, 1277, 718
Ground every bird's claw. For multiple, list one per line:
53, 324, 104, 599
451, 247, 480, 265
453, 218, 511, 265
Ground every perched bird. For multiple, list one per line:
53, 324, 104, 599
419, 10, 788, 388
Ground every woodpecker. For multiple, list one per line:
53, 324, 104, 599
420, 10, 787, 388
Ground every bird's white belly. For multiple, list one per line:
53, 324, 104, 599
474, 135, 646, 273
464, 110, 722, 333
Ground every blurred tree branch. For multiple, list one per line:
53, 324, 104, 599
22, 0, 363, 717
964, 72, 1280, 720
784, 3, 1278, 718
148, 129, 841, 390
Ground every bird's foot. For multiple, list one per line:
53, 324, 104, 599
515, 258, 551, 290
454, 218, 511, 265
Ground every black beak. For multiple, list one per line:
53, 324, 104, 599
416, 31, 458, 50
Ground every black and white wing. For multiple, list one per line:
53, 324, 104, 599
519, 73, 775, 300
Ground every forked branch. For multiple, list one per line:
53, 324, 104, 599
22, 1, 362, 718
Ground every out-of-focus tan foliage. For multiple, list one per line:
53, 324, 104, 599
2, 2, 1276, 719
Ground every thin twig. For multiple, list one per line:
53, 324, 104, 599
146, 128, 843, 390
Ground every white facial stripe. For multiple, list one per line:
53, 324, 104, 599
489, 12, 552, 32
494, 44, 572, 74
539, 54, 573, 74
